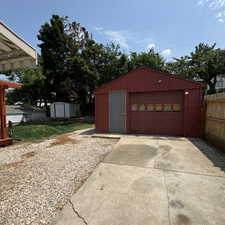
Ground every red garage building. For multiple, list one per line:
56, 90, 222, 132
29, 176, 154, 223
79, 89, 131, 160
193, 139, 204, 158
95, 67, 204, 137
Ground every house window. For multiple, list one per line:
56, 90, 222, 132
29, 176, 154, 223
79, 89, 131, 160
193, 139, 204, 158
216, 79, 224, 88
173, 104, 181, 112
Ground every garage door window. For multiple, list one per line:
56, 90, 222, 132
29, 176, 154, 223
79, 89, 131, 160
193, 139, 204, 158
139, 104, 146, 111
131, 104, 138, 111
131, 103, 181, 112
173, 104, 181, 112
147, 104, 154, 111
155, 104, 163, 111
164, 104, 172, 112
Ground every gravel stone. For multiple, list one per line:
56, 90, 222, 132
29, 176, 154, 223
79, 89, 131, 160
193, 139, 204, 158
0, 130, 117, 225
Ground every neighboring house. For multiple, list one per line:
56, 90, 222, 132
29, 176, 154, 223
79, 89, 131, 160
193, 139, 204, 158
205, 76, 225, 93
215, 76, 225, 93
6, 105, 47, 124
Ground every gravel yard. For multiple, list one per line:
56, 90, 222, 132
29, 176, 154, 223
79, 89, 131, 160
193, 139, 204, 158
0, 130, 117, 225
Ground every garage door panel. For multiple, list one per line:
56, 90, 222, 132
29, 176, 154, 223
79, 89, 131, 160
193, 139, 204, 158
130, 91, 184, 136
130, 112, 183, 135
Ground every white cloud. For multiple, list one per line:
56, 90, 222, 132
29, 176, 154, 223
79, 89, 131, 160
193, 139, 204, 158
197, 0, 225, 24
161, 49, 172, 57
94, 26, 103, 32
198, 0, 204, 6
147, 43, 156, 49
94, 27, 129, 49
209, 0, 225, 8
215, 10, 225, 22
103, 30, 129, 49
216, 10, 225, 17
198, 0, 225, 8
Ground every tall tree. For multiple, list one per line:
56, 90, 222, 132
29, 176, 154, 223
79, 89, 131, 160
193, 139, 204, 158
38, 15, 90, 102
38, 15, 69, 100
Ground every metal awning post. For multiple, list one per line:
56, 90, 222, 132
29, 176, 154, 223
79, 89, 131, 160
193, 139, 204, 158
0, 86, 6, 139
0, 81, 20, 146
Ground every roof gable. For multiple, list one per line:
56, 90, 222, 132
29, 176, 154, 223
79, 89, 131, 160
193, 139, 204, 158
96, 67, 202, 94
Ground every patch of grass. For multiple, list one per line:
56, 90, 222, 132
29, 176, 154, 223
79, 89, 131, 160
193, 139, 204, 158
13, 120, 93, 141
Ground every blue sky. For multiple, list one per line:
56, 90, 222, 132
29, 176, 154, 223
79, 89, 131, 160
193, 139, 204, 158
1, 0, 225, 61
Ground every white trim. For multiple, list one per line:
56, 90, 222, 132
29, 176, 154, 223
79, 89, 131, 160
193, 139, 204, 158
0, 21, 36, 56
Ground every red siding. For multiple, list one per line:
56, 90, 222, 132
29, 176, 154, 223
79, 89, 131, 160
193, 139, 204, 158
95, 94, 108, 132
95, 67, 204, 137
183, 89, 203, 137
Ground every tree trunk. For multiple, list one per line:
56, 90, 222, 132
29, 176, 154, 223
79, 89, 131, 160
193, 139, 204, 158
207, 80, 216, 95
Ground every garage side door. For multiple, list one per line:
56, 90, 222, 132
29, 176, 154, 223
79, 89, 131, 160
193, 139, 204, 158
109, 91, 126, 133
130, 91, 184, 136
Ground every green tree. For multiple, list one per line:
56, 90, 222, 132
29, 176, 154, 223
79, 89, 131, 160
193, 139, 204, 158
189, 43, 225, 94
38, 15, 90, 102
165, 43, 225, 94
128, 49, 165, 71
6, 66, 47, 106
165, 56, 193, 79
79, 41, 129, 114
38, 15, 69, 100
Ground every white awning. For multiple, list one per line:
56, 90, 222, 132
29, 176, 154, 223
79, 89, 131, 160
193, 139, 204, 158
0, 21, 37, 73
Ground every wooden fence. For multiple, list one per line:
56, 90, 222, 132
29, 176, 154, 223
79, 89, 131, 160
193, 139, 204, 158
204, 93, 225, 151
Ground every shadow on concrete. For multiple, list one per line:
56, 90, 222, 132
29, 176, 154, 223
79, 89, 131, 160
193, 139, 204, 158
190, 138, 225, 172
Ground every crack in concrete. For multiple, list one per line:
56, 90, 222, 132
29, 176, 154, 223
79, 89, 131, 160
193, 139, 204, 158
163, 171, 172, 225
69, 199, 88, 225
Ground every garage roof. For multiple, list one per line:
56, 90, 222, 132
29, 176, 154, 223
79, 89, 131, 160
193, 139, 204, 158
96, 67, 203, 94
0, 21, 37, 73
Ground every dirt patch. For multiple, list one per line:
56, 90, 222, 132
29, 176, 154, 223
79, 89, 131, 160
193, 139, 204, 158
22, 151, 37, 159
48, 134, 78, 147
0, 160, 24, 170
176, 214, 191, 225
169, 200, 184, 209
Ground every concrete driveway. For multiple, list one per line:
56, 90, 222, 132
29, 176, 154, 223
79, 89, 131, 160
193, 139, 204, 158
56, 137, 225, 225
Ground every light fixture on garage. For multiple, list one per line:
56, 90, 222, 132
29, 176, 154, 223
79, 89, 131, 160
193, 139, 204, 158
157, 80, 162, 83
